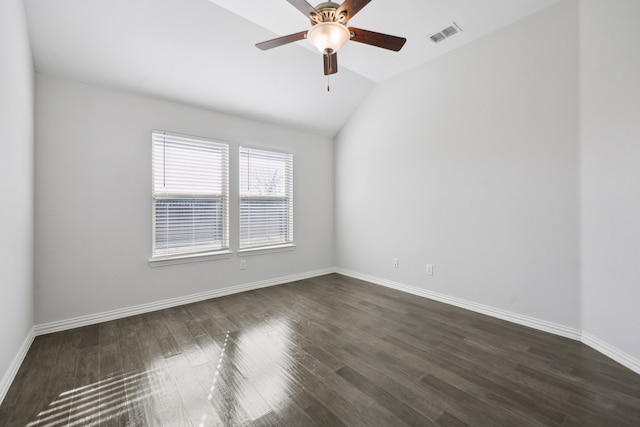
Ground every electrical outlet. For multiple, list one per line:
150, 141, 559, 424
393, 258, 399, 268
426, 264, 433, 275
240, 259, 247, 270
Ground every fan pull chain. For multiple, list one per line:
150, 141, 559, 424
327, 75, 331, 92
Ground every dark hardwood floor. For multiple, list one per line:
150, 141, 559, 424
1, 274, 639, 426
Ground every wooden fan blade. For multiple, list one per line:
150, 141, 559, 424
348, 27, 406, 51
323, 52, 338, 75
336, 0, 372, 22
286, 0, 319, 18
256, 31, 307, 50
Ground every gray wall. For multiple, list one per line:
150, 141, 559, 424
34, 74, 335, 324
336, 0, 640, 366
0, 0, 35, 395
335, 1, 582, 328
580, 0, 640, 361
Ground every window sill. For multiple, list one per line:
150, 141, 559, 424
149, 250, 233, 267
237, 244, 296, 257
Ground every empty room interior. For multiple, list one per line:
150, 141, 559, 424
1, 0, 639, 426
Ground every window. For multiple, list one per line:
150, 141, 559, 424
239, 147, 293, 250
151, 131, 229, 260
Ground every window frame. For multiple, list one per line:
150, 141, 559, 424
149, 131, 230, 267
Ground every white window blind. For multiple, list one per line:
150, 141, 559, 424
152, 131, 229, 258
239, 147, 293, 250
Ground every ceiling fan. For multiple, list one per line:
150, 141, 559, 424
255, 0, 407, 76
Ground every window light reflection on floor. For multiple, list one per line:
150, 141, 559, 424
26, 369, 161, 427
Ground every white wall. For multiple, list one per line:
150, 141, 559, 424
335, 1, 581, 328
580, 0, 640, 361
0, 0, 35, 396
34, 74, 334, 324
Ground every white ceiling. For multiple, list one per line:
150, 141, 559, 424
24, 0, 562, 137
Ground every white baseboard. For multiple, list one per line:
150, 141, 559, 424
582, 332, 640, 374
0, 327, 35, 405
336, 268, 640, 375
9, 266, 637, 400
336, 268, 582, 341
34, 268, 334, 335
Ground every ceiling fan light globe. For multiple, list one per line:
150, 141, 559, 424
307, 22, 350, 54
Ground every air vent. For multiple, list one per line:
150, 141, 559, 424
442, 25, 459, 38
429, 22, 462, 44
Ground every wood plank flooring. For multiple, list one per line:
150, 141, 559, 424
1, 274, 639, 426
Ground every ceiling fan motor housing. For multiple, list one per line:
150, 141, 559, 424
311, 2, 348, 24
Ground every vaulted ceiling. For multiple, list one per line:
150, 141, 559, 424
24, 0, 562, 136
